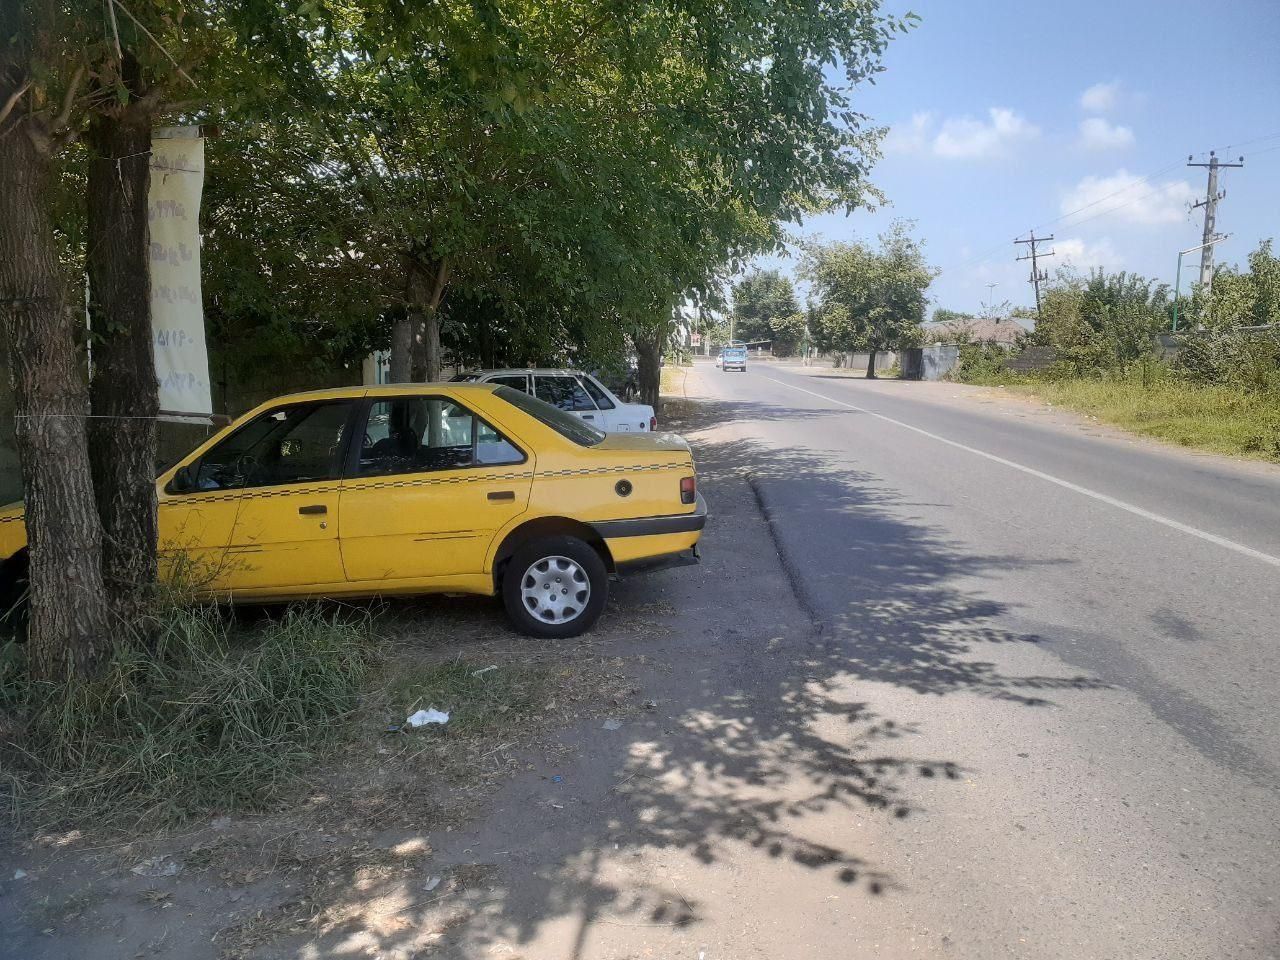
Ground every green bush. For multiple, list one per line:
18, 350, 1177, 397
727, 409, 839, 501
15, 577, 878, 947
954, 341, 1021, 384
1172, 328, 1280, 394
1, 605, 374, 827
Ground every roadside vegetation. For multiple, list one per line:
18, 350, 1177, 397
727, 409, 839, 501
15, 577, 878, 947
943, 242, 1280, 461
0, 597, 619, 832
0, 606, 373, 826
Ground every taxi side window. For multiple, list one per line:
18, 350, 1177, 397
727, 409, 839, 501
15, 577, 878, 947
358, 397, 523, 476
193, 402, 353, 490
535, 375, 596, 412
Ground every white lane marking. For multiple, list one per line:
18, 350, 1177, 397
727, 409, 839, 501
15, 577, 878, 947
761, 373, 1280, 569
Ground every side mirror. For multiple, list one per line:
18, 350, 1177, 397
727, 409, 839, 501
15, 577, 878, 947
170, 464, 197, 494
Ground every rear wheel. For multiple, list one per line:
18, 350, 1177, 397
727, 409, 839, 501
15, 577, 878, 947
502, 536, 608, 639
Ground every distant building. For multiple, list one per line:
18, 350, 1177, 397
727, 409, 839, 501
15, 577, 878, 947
924, 316, 1029, 348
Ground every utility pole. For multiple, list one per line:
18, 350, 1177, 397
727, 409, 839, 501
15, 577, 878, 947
1187, 150, 1244, 291
1014, 232, 1054, 318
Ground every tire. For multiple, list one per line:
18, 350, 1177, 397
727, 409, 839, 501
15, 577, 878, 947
0, 552, 29, 641
502, 535, 608, 639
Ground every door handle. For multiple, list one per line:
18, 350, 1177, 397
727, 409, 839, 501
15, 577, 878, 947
298, 504, 328, 515
487, 491, 515, 502
581, 414, 595, 420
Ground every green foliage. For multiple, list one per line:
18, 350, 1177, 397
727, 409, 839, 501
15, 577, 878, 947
954, 340, 1019, 385
1185, 239, 1280, 330
802, 220, 934, 359
2, 606, 373, 826
932, 308, 974, 325
1172, 326, 1280, 394
730, 270, 800, 352
1031, 268, 1170, 375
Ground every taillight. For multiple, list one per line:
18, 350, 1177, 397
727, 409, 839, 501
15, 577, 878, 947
649, 416, 657, 431
680, 475, 696, 504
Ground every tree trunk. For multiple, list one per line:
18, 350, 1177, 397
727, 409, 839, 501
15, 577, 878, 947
634, 328, 664, 408
86, 58, 159, 616
0, 87, 113, 681
389, 311, 412, 382
865, 348, 878, 379
395, 253, 449, 382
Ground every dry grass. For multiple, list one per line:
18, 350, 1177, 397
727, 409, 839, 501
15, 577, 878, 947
1016, 378, 1280, 461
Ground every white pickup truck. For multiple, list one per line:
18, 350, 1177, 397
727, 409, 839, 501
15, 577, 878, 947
452, 368, 657, 433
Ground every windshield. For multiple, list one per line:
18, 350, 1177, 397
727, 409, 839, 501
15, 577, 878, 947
494, 386, 605, 446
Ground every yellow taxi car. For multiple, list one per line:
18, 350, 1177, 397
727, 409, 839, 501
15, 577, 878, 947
0, 384, 706, 638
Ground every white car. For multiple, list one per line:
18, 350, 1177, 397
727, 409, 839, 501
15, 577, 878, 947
452, 368, 656, 433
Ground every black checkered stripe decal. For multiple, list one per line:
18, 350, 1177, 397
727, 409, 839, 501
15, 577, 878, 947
0, 463, 685, 522
345, 469, 534, 492
538, 463, 686, 479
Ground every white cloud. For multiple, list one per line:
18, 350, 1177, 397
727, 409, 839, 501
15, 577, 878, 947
1078, 117, 1134, 150
1080, 81, 1121, 112
1060, 169, 1196, 226
1054, 237, 1121, 271
932, 108, 1039, 159
883, 111, 935, 154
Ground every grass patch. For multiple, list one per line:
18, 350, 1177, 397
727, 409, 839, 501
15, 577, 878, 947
1012, 377, 1280, 461
660, 364, 689, 397
1, 605, 374, 828
383, 658, 553, 736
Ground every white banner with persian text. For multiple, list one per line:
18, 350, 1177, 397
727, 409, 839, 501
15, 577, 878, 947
149, 129, 212, 418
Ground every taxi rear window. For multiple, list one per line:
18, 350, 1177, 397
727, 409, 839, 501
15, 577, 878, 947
494, 386, 605, 447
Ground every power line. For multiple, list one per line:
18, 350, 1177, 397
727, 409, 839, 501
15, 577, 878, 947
933, 132, 1275, 283
1031, 160, 1184, 235
1207, 130, 1280, 155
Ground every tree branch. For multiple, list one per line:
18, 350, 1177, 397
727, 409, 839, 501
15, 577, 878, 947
0, 80, 33, 130
110, 0, 197, 88
51, 64, 87, 134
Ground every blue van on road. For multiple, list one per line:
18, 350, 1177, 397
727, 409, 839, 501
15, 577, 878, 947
720, 346, 748, 372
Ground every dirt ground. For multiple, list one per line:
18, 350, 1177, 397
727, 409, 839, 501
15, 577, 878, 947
0, 387, 731, 960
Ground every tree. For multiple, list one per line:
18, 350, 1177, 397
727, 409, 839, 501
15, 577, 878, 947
803, 220, 934, 378
932, 308, 974, 325
1032, 268, 1169, 374
0, 0, 112, 679
84, 44, 163, 618
1191, 239, 1280, 330
731, 270, 799, 347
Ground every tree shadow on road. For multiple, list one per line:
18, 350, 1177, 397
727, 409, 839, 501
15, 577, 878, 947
260, 392, 1110, 960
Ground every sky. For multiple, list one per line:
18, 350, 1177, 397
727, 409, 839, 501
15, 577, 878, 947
754, 0, 1280, 321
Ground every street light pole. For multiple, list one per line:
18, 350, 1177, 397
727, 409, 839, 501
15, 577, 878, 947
1172, 235, 1229, 332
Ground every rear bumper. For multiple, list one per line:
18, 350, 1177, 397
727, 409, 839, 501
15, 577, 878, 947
613, 546, 700, 578
592, 495, 707, 573
587, 493, 707, 539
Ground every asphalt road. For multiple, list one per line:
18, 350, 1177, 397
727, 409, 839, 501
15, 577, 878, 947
678, 359, 1280, 959
371, 359, 1267, 960
393, 359, 1278, 960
